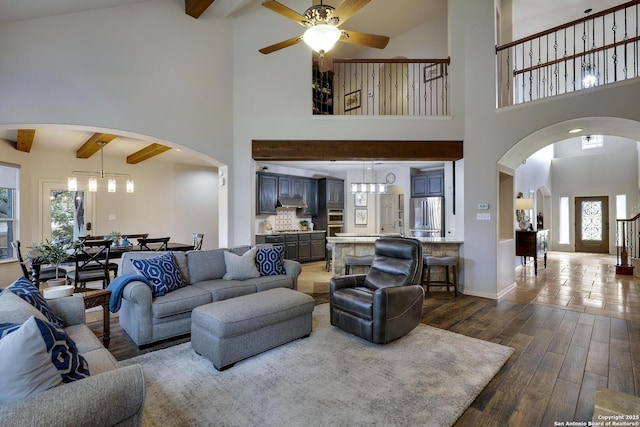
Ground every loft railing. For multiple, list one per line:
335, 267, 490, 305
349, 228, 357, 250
496, 0, 640, 107
615, 212, 640, 274
313, 58, 450, 116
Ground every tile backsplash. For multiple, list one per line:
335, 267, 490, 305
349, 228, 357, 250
258, 208, 312, 233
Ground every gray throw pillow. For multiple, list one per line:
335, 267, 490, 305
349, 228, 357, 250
223, 247, 260, 280
0, 291, 49, 324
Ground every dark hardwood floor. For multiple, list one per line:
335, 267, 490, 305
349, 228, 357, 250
89, 256, 640, 426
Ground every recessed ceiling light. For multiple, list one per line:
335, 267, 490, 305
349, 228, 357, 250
175, 148, 182, 152
568, 128, 582, 134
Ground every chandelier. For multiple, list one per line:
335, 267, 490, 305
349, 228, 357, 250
68, 142, 134, 193
582, 8, 597, 88
350, 161, 387, 194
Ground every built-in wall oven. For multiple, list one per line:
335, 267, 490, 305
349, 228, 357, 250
327, 224, 344, 237
327, 209, 344, 237
327, 209, 344, 224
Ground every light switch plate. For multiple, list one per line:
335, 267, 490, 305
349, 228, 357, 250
108, 214, 116, 221
476, 212, 491, 221
477, 203, 489, 210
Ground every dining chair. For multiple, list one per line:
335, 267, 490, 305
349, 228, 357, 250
138, 237, 170, 251
67, 239, 113, 289
11, 240, 67, 285
192, 233, 204, 250
77, 236, 119, 279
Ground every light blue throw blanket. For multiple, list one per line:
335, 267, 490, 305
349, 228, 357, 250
107, 274, 152, 313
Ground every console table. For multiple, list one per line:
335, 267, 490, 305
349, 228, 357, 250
516, 229, 549, 275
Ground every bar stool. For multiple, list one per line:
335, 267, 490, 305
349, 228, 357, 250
343, 255, 374, 275
423, 255, 458, 297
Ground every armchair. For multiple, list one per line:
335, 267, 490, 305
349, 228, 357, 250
330, 237, 424, 344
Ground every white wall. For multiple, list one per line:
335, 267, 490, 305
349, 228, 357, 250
551, 147, 638, 253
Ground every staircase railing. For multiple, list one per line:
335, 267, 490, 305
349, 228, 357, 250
316, 58, 450, 116
496, 0, 640, 107
615, 212, 640, 274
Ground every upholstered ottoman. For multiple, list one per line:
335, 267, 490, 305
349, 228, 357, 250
191, 287, 315, 370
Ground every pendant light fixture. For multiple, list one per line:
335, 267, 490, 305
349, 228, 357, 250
68, 142, 134, 193
582, 8, 597, 88
350, 161, 387, 194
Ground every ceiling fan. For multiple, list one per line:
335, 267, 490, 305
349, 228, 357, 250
259, 0, 389, 71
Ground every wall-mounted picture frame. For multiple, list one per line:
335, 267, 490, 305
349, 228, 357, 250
354, 193, 367, 207
424, 63, 446, 82
355, 208, 367, 225
344, 90, 361, 111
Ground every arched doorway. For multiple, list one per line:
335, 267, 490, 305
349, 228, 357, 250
496, 117, 640, 293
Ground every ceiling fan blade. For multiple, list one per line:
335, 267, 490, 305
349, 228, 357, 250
340, 29, 389, 49
334, 0, 371, 26
259, 35, 304, 54
262, 0, 307, 26
318, 52, 333, 72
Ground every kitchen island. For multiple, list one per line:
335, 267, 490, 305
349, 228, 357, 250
327, 235, 462, 277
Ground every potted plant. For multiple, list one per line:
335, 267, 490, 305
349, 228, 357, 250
299, 220, 309, 231
108, 231, 122, 246
29, 239, 71, 286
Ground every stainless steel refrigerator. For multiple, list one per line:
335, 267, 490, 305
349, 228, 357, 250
410, 197, 444, 238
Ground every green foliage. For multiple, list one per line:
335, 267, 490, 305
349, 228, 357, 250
50, 190, 74, 241
0, 188, 12, 218
29, 239, 71, 279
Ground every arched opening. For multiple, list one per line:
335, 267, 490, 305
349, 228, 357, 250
496, 116, 640, 299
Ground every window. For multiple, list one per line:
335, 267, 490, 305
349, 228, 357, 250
581, 135, 603, 149
559, 196, 569, 244
0, 163, 19, 260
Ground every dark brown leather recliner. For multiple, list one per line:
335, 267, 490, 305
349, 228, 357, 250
330, 237, 424, 344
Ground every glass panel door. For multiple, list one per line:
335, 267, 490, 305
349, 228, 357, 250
575, 196, 609, 253
41, 180, 94, 243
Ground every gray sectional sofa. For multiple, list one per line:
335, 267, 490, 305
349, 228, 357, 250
118, 247, 302, 346
0, 294, 145, 427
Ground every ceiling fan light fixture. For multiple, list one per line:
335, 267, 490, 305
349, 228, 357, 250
303, 24, 341, 53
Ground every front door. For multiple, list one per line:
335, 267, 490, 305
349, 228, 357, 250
574, 196, 609, 253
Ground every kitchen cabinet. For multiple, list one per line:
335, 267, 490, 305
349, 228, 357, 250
411, 171, 444, 197
257, 172, 316, 215
297, 234, 311, 262
278, 176, 304, 198
302, 179, 318, 215
256, 173, 278, 215
285, 234, 298, 261
319, 178, 344, 209
310, 232, 326, 261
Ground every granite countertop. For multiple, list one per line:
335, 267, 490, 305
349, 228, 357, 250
327, 236, 462, 244
255, 230, 326, 236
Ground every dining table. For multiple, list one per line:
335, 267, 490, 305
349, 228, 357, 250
30, 241, 195, 287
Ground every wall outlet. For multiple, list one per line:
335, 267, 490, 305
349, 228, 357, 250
108, 214, 116, 221
476, 212, 491, 221
477, 203, 489, 210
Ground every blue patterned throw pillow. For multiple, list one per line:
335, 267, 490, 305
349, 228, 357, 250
256, 245, 286, 276
131, 253, 187, 297
0, 322, 21, 339
0, 316, 90, 403
6, 277, 65, 327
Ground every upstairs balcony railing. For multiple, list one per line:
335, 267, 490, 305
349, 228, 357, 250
313, 58, 450, 116
496, 0, 640, 107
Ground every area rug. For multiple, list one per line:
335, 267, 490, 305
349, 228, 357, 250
121, 304, 513, 427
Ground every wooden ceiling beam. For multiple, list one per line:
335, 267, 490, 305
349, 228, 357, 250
16, 129, 36, 152
185, 0, 215, 18
126, 143, 172, 164
76, 133, 118, 158
252, 140, 463, 161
